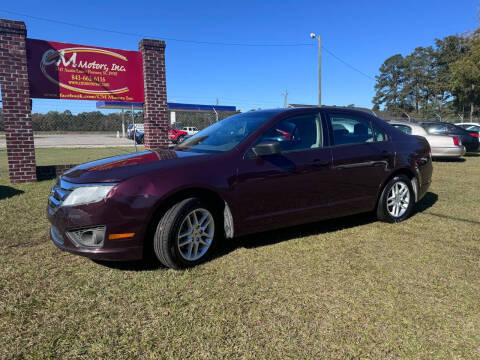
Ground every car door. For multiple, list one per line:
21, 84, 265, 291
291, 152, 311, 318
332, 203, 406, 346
233, 111, 333, 233
325, 110, 394, 215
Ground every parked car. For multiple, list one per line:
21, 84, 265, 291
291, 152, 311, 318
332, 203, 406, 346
420, 122, 479, 152
456, 122, 480, 134
127, 124, 144, 139
168, 127, 188, 143
48, 107, 432, 269
388, 120, 466, 158
134, 130, 145, 144
134, 128, 188, 145
182, 126, 199, 136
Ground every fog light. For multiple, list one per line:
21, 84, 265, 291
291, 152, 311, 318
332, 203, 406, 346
67, 226, 106, 248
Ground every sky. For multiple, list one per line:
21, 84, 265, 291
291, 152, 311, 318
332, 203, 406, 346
0, 0, 479, 113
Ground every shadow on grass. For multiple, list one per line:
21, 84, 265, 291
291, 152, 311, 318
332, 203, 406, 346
93, 257, 165, 271
433, 157, 466, 163
414, 192, 438, 214
95, 192, 439, 271
465, 152, 480, 157
214, 212, 376, 259
0, 186, 24, 200
215, 191, 439, 258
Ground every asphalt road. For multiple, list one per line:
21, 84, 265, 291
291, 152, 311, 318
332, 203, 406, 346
0, 133, 137, 148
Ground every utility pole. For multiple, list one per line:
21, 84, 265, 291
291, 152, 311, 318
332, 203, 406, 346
131, 105, 137, 152
121, 108, 125, 138
310, 33, 321, 106
282, 89, 288, 107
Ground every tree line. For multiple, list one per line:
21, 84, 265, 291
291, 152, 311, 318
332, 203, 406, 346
373, 22, 479, 121
0, 109, 237, 132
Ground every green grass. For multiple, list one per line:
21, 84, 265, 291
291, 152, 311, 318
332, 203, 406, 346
1, 149, 480, 359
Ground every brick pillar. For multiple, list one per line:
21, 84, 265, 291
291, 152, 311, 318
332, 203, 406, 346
0, 19, 36, 183
138, 39, 168, 149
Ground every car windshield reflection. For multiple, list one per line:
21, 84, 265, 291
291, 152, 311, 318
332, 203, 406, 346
175, 111, 278, 153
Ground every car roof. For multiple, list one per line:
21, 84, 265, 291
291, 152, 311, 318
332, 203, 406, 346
387, 120, 421, 127
421, 121, 452, 125
256, 106, 378, 118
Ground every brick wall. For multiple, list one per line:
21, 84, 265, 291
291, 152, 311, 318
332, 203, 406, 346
139, 39, 168, 149
0, 19, 36, 183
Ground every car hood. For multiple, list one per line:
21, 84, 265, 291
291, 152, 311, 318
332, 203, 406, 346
62, 149, 207, 184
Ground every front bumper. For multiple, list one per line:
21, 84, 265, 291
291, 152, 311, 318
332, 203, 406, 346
50, 224, 143, 261
47, 199, 146, 261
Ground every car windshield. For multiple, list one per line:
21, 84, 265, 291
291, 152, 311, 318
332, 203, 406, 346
175, 111, 277, 153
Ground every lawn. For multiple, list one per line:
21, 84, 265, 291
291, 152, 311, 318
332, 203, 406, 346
0, 148, 480, 359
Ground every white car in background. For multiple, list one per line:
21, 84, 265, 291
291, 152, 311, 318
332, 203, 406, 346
389, 120, 466, 158
182, 126, 199, 136
456, 122, 480, 132
127, 124, 144, 139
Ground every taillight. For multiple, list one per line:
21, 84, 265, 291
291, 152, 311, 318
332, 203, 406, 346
453, 137, 460, 146
469, 132, 479, 138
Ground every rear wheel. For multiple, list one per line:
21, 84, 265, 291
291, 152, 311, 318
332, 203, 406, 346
153, 198, 219, 269
377, 175, 414, 223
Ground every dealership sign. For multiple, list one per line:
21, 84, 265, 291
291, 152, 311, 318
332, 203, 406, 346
26, 39, 144, 102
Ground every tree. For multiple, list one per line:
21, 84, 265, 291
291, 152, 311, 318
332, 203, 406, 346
432, 35, 468, 116
373, 54, 405, 114
401, 46, 435, 115
450, 38, 480, 120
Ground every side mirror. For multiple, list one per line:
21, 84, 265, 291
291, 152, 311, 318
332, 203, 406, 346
251, 141, 281, 157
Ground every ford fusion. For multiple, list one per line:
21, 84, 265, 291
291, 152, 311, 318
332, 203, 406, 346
48, 107, 432, 269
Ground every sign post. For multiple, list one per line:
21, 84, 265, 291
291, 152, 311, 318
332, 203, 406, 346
0, 19, 37, 183
0, 17, 169, 183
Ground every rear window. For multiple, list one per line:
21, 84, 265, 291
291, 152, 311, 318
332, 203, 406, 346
392, 124, 412, 135
422, 123, 446, 134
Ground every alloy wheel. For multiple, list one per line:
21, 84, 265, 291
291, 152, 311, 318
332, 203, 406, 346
177, 208, 214, 261
386, 181, 410, 218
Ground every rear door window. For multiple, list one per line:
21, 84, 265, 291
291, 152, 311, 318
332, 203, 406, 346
327, 113, 374, 146
392, 124, 412, 135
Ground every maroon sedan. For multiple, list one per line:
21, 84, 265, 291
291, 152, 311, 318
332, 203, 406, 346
48, 107, 432, 269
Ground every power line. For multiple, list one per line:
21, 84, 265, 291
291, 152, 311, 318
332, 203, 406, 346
321, 45, 376, 81
0, 9, 375, 78
0, 9, 314, 47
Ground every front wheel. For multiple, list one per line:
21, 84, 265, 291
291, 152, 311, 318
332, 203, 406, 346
153, 198, 219, 269
377, 175, 414, 223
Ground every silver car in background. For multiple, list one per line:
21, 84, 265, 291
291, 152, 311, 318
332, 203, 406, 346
389, 120, 466, 158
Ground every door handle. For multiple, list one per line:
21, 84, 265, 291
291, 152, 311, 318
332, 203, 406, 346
312, 159, 330, 168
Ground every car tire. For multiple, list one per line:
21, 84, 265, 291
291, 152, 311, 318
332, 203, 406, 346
376, 174, 414, 223
153, 198, 220, 269
176, 135, 184, 144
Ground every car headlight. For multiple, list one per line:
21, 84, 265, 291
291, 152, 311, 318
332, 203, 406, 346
62, 185, 116, 206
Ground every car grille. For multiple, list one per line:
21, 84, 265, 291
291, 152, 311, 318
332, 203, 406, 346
48, 178, 75, 213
